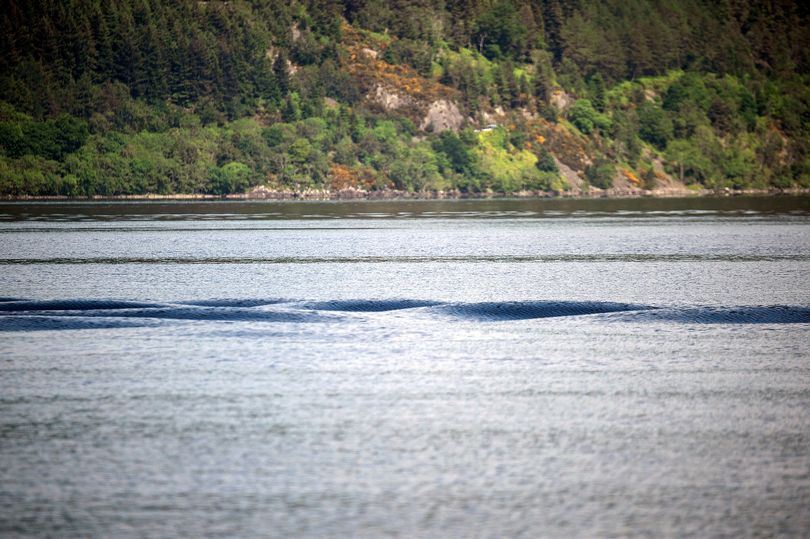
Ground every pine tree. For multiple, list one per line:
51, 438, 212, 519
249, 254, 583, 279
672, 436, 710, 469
273, 50, 290, 99
588, 73, 606, 112
542, 0, 564, 63
534, 63, 552, 105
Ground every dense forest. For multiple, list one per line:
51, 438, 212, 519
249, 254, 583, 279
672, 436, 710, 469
1, 0, 809, 197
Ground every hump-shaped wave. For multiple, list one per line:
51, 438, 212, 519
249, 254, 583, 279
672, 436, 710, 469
637, 306, 810, 324
0, 315, 153, 332
434, 300, 651, 321
1, 298, 808, 332
176, 299, 287, 308
298, 299, 442, 312
34, 306, 325, 323
0, 298, 330, 330
0, 299, 166, 312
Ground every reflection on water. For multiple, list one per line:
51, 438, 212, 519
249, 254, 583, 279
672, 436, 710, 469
1, 197, 809, 537
2, 194, 810, 221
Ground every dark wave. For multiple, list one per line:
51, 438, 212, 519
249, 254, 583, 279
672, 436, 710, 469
0, 315, 153, 332
41, 306, 324, 323
1, 298, 808, 331
0, 299, 166, 311
176, 299, 287, 308
434, 300, 651, 321
297, 299, 442, 312
633, 306, 810, 324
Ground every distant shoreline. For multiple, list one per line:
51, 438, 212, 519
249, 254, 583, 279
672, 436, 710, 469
2, 187, 809, 202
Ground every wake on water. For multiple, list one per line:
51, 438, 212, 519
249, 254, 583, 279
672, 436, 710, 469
1, 298, 809, 331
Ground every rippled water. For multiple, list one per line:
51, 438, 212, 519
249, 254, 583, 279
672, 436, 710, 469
1, 197, 810, 537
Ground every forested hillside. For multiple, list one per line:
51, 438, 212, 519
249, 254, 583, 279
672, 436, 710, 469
1, 0, 809, 197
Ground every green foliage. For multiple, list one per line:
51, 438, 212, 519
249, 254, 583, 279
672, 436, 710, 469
532, 50, 555, 107
474, 128, 557, 191
568, 99, 611, 135
663, 72, 711, 112
473, 0, 529, 61
561, 7, 625, 82
433, 131, 475, 174
586, 159, 615, 189
588, 73, 607, 112
638, 102, 673, 150
535, 148, 559, 173
439, 47, 495, 110
383, 39, 434, 77
334, 135, 357, 165
211, 162, 252, 195
0, 113, 88, 160
263, 123, 296, 147
610, 109, 642, 166
0, 0, 808, 196
666, 139, 710, 183
388, 144, 442, 191
0, 155, 64, 196
557, 58, 585, 95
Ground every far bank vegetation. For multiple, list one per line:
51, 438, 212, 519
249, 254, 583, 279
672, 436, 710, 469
1, 0, 809, 197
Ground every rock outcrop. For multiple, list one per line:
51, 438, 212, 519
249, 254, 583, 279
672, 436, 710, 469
420, 100, 463, 133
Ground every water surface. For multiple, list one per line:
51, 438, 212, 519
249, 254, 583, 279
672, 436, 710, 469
1, 197, 809, 537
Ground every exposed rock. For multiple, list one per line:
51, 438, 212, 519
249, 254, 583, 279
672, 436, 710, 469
247, 185, 288, 199
331, 187, 369, 199
343, 22, 462, 131
649, 157, 690, 195
651, 156, 669, 177
480, 112, 496, 125
420, 99, 463, 133
481, 107, 507, 125
542, 121, 594, 171
520, 107, 537, 120
370, 84, 412, 111
555, 157, 585, 193
550, 90, 572, 112
601, 158, 691, 197
265, 47, 300, 74
607, 168, 643, 196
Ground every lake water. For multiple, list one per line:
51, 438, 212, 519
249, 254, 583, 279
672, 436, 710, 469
1, 197, 809, 537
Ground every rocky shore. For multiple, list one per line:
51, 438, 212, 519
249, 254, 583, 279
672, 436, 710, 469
3, 186, 809, 202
